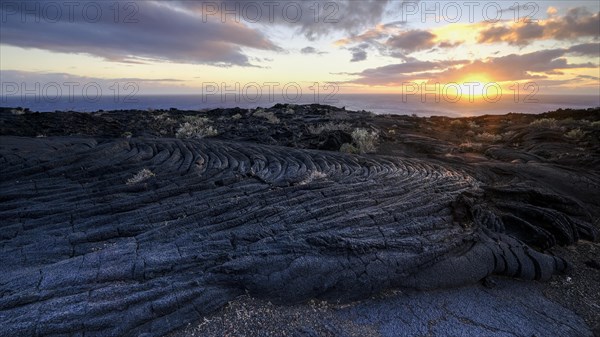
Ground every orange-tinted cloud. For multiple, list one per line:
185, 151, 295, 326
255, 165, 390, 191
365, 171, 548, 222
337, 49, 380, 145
349, 46, 597, 86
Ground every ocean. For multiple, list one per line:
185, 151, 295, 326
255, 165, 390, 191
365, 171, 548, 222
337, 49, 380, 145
2, 94, 598, 117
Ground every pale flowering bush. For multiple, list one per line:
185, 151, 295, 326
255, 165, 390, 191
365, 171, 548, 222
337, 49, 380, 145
529, 118, 560, 129
351, 128, 379, 154
564, 128, 586, 140
475, 132, 502, 143
176, 116, 218, 139
253, 109, 280, 124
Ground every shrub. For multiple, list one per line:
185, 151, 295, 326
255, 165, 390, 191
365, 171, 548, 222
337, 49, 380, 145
307, 122, 351, 135
339, 143, 359, 154
127, 168, 155, 185
591, 121, 600, 128
467, 121, 480, 129
176, 116, 218, 139
564, 128, 586, 140
458, 141, 483, 152
254, 109, 280, 124
529, 118, 559, 129
232, 113, 242, 120
298, 171, 327, 185
351, 128, 378, 154
501, 131, 516, 141
450, 120, 463, 128
121, 131, 133, 138
153, 113, 175, 123
475, 132, 502, 143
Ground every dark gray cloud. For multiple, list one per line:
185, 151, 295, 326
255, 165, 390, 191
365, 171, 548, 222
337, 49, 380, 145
338, 26, 462, 60
349, 48, 367, 62
173, 0, 393, 41
478, 7, 600, 45
567, 43, 600, 56
386, 30, 436, 53
0, 1, 281, 66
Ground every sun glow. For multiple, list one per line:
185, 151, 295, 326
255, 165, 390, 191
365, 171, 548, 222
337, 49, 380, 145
432, 74, 497, 102
459, 74, 493, 97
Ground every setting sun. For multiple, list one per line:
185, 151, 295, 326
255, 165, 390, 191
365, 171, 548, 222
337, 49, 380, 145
459, 74, 494, 97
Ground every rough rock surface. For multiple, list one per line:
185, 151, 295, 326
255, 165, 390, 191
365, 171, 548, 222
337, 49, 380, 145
168, 278, 591, 337
0, 106, 598, 336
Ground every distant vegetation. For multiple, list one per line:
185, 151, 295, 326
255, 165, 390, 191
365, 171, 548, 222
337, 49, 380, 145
307, 122, 351, 135
253, 109, 280, 124
564, 128, 586, 140
529, 118, 560, 129
475, 132, 502, 143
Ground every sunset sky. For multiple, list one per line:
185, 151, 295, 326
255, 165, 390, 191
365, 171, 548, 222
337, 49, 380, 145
1, 0, 599, 98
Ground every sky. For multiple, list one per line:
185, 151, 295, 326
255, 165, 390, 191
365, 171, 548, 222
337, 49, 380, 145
1, 0, 599, 100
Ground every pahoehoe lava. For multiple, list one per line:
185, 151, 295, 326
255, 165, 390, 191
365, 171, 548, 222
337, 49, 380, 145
0, 107, 598, 336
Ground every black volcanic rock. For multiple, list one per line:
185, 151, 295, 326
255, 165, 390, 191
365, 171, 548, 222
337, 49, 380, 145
0, 106, 598, 336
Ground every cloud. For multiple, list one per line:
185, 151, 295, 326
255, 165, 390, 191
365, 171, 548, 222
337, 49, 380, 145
174, 0, 394, 41
337, 25, 462, 60
300, 46, 327, 55
0, 70, 189, 96
348, 48, 597, 86
349, 47, 367, 62
477, 7, 600, 46
567, 43, 600, 56
0, 1, 281, 66
436, 49, 596, 82
335, 22, 404, 46
349, 60, 468, 85
577, 74, 600, 80
386, 30, 436, 53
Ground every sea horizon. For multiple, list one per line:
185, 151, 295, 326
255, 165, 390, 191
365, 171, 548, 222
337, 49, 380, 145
2, 93, 599, 117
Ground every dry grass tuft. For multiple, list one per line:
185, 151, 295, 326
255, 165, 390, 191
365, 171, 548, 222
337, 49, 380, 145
127, 169, 155, 185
